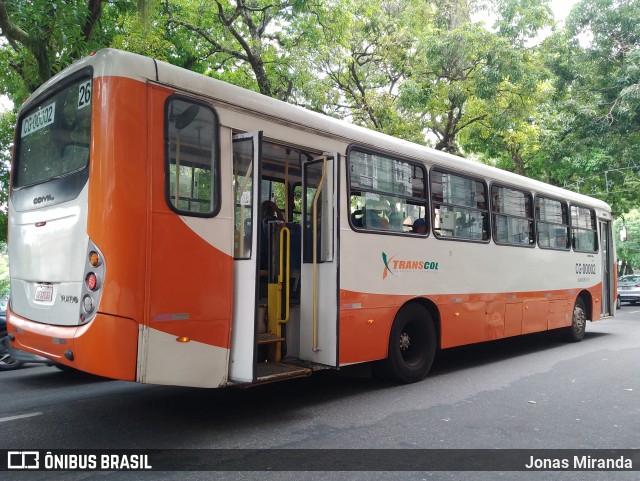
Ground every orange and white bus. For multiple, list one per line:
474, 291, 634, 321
7, 49, 616, 387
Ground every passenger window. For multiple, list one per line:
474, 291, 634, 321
348, 149, 427, 235
165, 97, 219, 216
535, 197, 569, 250
491, 185, 534, 246
571, 205, 598, 252
431, 170, 489, 241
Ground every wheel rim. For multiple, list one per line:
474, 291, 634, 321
398, 321, 427, 367
573, 306, 586, 333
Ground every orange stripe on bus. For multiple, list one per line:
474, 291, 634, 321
339, 286, 601, 365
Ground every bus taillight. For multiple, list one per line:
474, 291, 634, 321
82, 295, 94, 314
89, 251, 102, 267
86, 272, 99, 291
80, 240, 105, 324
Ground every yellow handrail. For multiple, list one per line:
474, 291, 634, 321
311, 155, 328, 352
278, 226, 291, 324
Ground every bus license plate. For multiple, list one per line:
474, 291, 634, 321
34, 284, 53, 302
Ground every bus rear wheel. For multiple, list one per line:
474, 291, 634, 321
381, 304, 436, 383
563, 298, 587, 342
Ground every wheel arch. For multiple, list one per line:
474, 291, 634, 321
396, 297, 442, 350
577, 289, 593, 321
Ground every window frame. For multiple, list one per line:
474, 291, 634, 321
490, 183, 535, 248
164, 95, 221, 218
346, 145, 429, 237
535, 195, 570, 251
11, 67, 94, 213
570, 204, 599, 253
430, 168, 490, 243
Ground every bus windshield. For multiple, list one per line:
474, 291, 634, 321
14, 77, 92, 188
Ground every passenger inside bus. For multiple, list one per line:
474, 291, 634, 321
363, 199, 390, 230
388, 211, 405, 232
412, 218, 427, 234
260, 200, 284, 270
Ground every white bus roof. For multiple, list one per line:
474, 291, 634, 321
26, 48, 611, 216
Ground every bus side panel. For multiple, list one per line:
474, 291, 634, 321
88, 76, 149, 323
140, 85, 233, 387
147, 214, 233, 348
339, 290, 396, 364
338, 285, 603, 364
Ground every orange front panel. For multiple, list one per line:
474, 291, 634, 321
8, 308, 138, 380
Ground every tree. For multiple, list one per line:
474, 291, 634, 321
0, 109, 13, 242
298, 0, 429, 142
539, 0, 640, 211
162, 0, 337, 101
614, 210, 640, 274
0, 0, 132, 101
396, 0, 553, 155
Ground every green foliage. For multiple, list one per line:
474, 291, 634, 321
0, 108, 15, 243
614, 210, 640, 273
160, 0, 336, 101
0, 1, 135, 101
538, 0, 640, 210
0, 241, 8, 297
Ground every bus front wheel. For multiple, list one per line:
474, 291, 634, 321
380, 304, 436, 383
563, 298, 587, 342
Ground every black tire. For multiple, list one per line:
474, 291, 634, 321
380, 304, 436, 383
563, 297, 587, 342
0, 330, 24, 371
616, 296, 622, 309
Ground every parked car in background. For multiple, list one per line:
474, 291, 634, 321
617, 275, 640, 305
1, 310, 54, 370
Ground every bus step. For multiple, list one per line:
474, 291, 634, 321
257, 333, 285, 345
256, 362, 312, 384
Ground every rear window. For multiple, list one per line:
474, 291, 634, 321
15, 77, 92, 188
620, 276, 640, 283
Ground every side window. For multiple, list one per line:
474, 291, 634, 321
165, 97, 219, 216
431, 170, 489, 241
571, 205, 598, 252
348, 149, 427, 235
535, 197, 569, 250
491, 185, 534, 246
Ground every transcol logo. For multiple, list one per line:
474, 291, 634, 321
382, 252, 439, 280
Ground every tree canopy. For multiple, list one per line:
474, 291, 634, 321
0, 0, 639, 264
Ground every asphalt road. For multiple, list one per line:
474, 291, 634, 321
1, 307, 639, 481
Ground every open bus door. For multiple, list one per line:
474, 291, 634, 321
229, 132, 262, 382
231, 132, 314, 384
599, 219, 614, 316
300, 153, 340, 367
